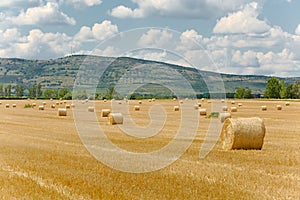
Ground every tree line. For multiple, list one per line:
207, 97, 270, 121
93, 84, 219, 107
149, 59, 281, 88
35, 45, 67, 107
234, 77, 300, 99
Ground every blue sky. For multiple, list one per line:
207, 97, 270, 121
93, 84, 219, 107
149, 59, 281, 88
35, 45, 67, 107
0, 0, 300, 77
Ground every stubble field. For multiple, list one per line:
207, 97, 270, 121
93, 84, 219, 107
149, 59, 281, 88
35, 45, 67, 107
0, 99, 299, 199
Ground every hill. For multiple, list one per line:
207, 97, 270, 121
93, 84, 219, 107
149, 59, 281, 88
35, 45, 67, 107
0, 55, 299, 97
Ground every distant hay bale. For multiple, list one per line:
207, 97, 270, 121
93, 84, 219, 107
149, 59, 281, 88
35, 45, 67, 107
220, 112, 231, 123
108, 113, 123, 125
38, 105, 44, 110
0, 102, 2, 105
201, 98, 205, 102
238, 103, 242, 107
71, 104, 75, 108
56, 102, 59, 105
152, 98, 156, 102
221, 99, 225, 103
276, 105, 282, 110
103, 99, 107, 102
5, 104, 9, 108
198, 103, 202, 107
60, 101, 63, 104
221, 117, 266, 150
138, 101, 142, 104
207, 100, 212, 103
173, 98, 177, 101
148, 99, 152, 102
194, 105, 199, 110
64, 100, 67, 104
231, 101, 235, 104
51, 104, 56, 109
134, 105, 140, 111
101, 109, 111, 117
12, 104, 17, 108
174, 106, 180, 111
261, 105, 267, 111
222, 106, 228, 111
57, 108, 67, 116
231, 107, 237, 112
65, 104, 71, 109
199, 109, 207, 116
180, 100, 183, 104
42, 102, 46, 105
88, 107, 95, 112
85, 99, 89, 103
32, 103, 36, 107
118, 101, 122, 105
50, 98, 53, 101
285, 102, 290, 106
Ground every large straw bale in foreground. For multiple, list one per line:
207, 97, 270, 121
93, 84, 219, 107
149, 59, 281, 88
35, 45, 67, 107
101, 109, 111, 117
221, 117, 265, 150
220, 112, 231, 123
57, 108, 67, 116
108, 113, 123, 125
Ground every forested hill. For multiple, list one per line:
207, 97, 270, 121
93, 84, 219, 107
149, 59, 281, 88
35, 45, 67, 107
0, 55, 299, 96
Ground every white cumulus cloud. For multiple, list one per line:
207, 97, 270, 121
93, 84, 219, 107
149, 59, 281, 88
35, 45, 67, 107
213, 2, 270, 34
10, 2, 76, 26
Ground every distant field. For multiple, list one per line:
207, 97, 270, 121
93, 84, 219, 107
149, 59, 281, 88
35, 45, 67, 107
0, 99, 299, 199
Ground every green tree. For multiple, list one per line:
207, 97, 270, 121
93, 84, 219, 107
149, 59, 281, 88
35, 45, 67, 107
36, 83, 42, 98
105, 86, 116, 100
286, 84, 294, 99
16, 84, 24, 97
264, 77, 281, 98
44, 89, 58, 99
244, 89, 252, 99
292, 80, 300, 99
279, 80, 287, 99
58, 88, 70, 99
234, 87, 246, 99
28, 85, 36, 98
5, 85, 11, 97
0, 84, 3, 97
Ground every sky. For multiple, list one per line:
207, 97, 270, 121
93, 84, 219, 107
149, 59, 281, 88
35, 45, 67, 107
0, 0, 300, 77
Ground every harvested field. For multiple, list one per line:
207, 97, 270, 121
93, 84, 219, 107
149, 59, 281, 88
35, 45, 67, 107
0, 99, 299, 199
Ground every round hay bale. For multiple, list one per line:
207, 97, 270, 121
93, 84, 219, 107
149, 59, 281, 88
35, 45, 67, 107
56, 102, 60, 105
173, 98, 177, 101
138, 101, 142, 104
108, 113, 123, 125
201, 98, 205, 102
261, 105, 267, 111
231, 107, 237, 112
64, 100, 67, 104
174, 106, 180, 111
221, 117, 266, 150
101, 109, 111, 117
179, 100, 183, 104
194, 104, 199, 110
198, 103, 202, 107
152, 98, 156, 102
57, 108, 67, 116
207, 100, 212, 103
65, 104, 71, 109
231, 101, 235, 105
0, 102, 2, 105
38, 105, 44, 110
71, 104, 75, 108
199, 109, 207, 116
103, 99, 107, 102
118, 101, 122, 105
134, 105, 140, 111
285, 102, 290, 106
32, 103, 36, 107
60, 101, 63, 105
5, 104, 9, 108
221, 99, 225, 103
220, 112, 231, 123
222, 106, 228, 112
12, 104, 17, 108
148, 99, 152, 102
238, 103, 242, 107
276, 105, 282, 110
51, 104, 56, 109
50, 98, 53, 101
88, 107, 95, 112
42, 102, 46, 105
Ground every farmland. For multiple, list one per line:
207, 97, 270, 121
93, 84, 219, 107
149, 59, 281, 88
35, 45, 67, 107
0, 99, 299, 199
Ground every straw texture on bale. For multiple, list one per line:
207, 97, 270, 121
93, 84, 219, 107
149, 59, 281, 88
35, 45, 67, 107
108, 113, 123, 125
38, 105, 44, 110
220, 112, 231, 123
261, 105, 267, 111
222, 106, 228, 111
88, 107, 95, 112
174, 106, 180, 111
199, 109, 207, 116
231, 107, 237, 112
221, 117, 266, 150
276, 105, 282, 110
57, 108, 67, 116
101, 109, 111, 117
134, 105, 140, 111
5, 104, 9, 108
